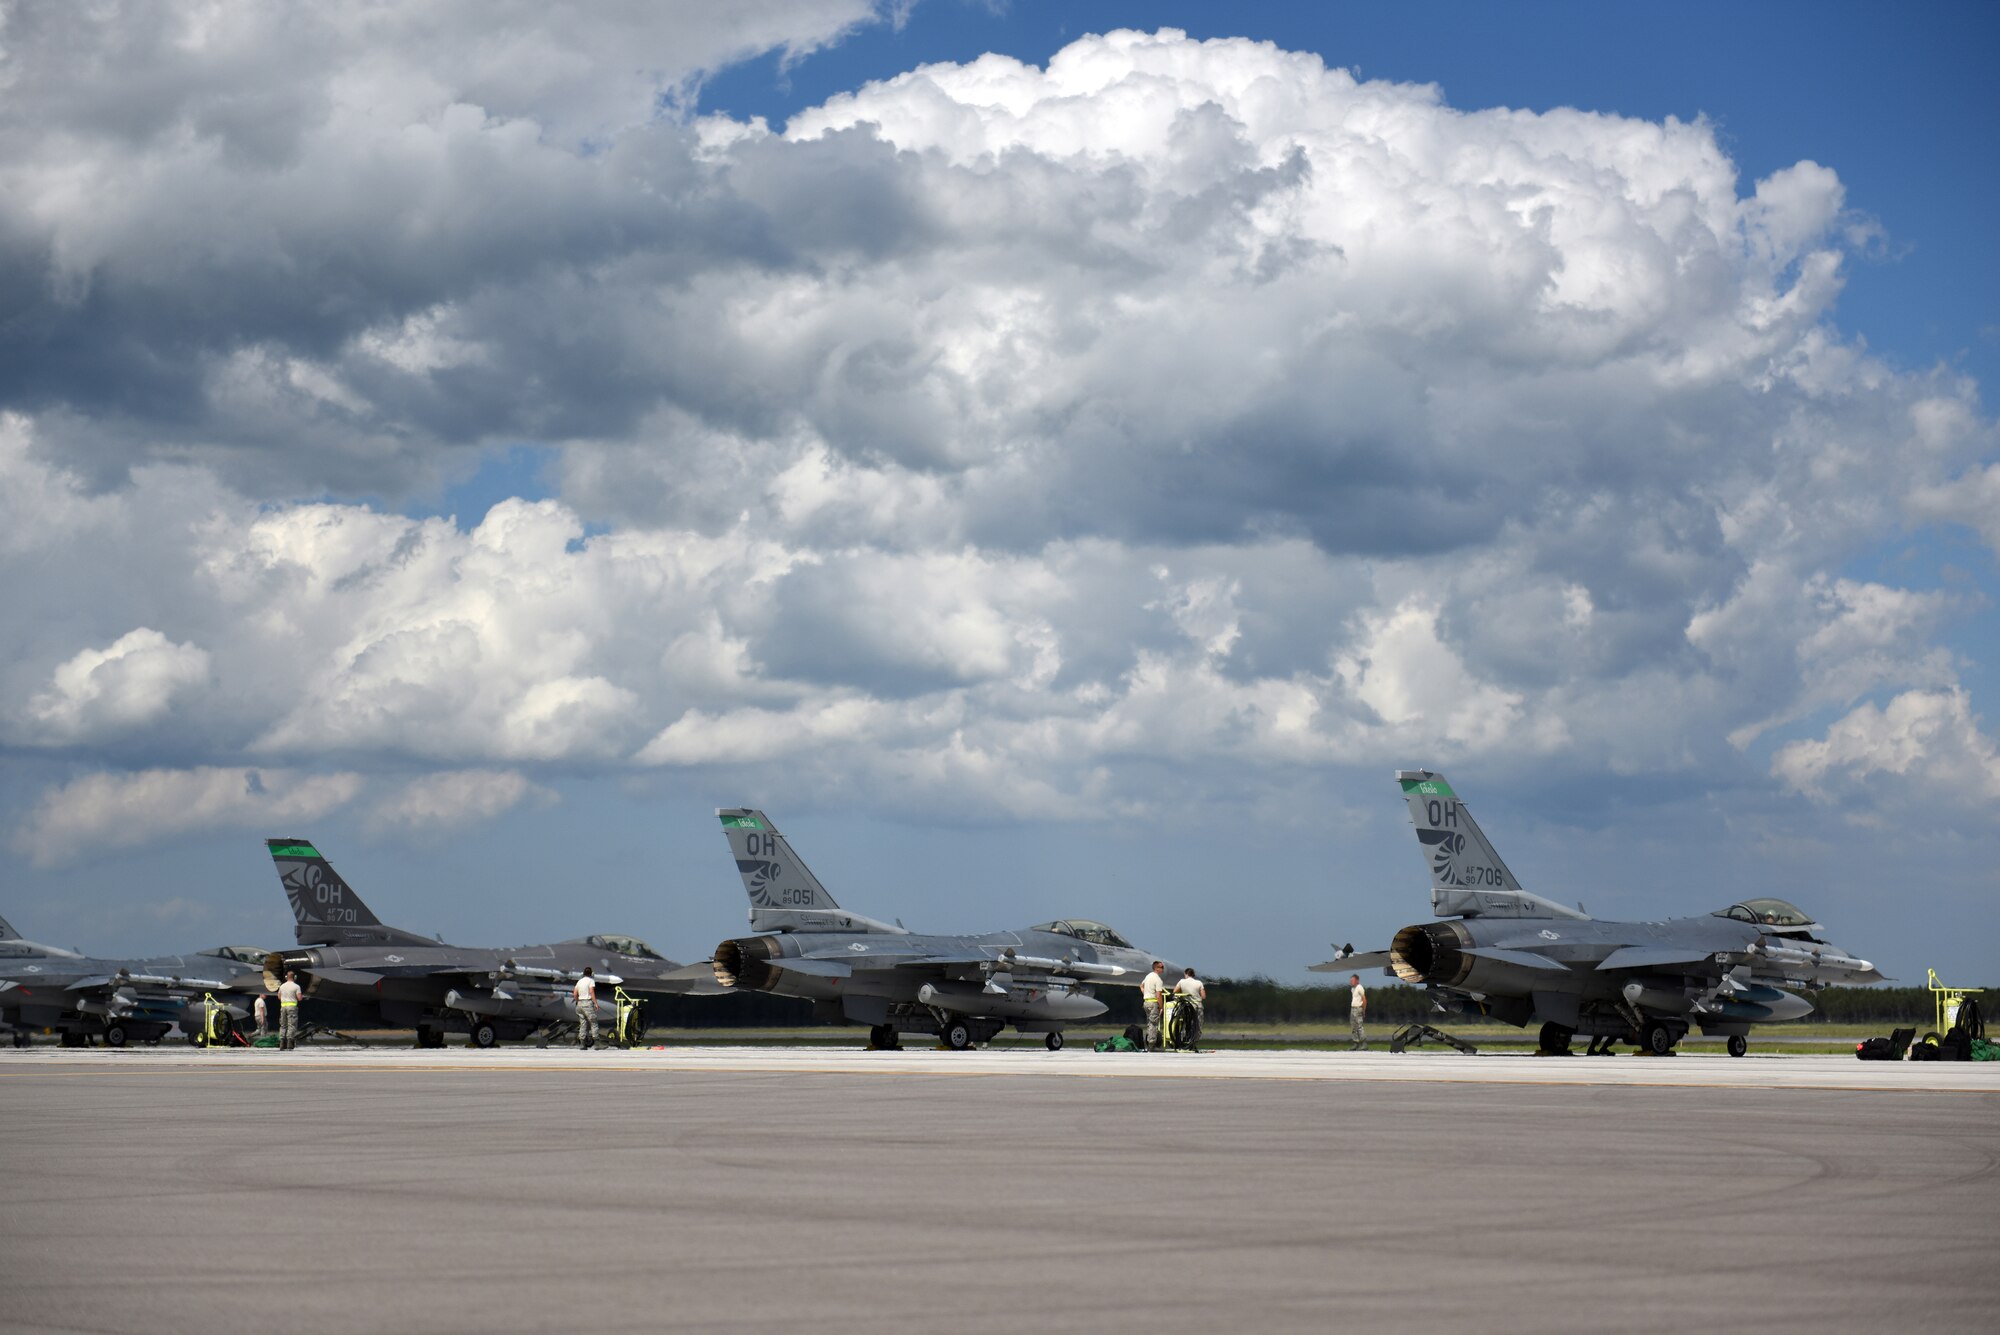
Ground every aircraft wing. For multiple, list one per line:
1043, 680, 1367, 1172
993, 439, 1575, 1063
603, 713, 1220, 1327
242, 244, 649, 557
66, 973, 237, 994
1308, 950, 1390, 973
782, 950, 1135, 983
307, 967, 389, 989
1595, 945, 1724, 972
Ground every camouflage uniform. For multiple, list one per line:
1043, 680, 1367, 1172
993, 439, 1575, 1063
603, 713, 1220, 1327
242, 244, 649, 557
1141, 967, 1166, 1050
574, 973, 598, 1049
1349, 981, 1367, 1050
278, 977, 303, 1050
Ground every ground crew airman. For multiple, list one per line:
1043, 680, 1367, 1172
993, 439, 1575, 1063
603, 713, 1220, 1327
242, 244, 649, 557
573, 967, 598, 1049
1348, 973, 1367, 1050
278, 971, 303, 1050
253, 993, 268, 1040
1141, 960, 1167, 1050
1175, 967, 1207, 1050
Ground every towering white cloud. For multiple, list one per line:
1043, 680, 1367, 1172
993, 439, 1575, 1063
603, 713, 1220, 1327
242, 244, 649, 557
0, 21, 1992, 860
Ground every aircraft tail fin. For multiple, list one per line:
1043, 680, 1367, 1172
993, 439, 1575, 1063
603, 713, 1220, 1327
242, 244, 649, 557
717, 810, 906, 935
266, 839, 437, 946
1397, 771, 1589, 920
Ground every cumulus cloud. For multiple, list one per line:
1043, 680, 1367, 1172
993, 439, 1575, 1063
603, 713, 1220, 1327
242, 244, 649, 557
25, 629, 211, 741
14, 767, 364, 867
367, 768, 555, 833
1908, 461, 2000, 556
0, 23, 1993, 833
1772, 689, 2000, 808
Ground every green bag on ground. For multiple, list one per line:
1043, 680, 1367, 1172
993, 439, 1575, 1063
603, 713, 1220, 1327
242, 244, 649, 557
1970, 1037, 1999, 1061
1092, 1035, 1141, 1052
251, 1034, 281, 1049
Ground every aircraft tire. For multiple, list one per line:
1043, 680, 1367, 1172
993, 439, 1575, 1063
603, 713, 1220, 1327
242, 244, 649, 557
1537, 1022, 1573, 1055
942, 1020, 974, 1051
1727, 1034, 1748, 1058
1642, 1020, 1675, 1055
103, 1024, 128, 1048
1045, 1031, 1064, 1052
12, 1029, 31, 1048
469, 1022, 498, 1049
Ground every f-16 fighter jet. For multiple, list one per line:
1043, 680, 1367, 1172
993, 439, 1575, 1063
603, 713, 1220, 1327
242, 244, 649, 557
710, 809, 1171, 1050
265, 839, 719, 1048
0, 912, 270, 1047
1312, 771, 1884, 1056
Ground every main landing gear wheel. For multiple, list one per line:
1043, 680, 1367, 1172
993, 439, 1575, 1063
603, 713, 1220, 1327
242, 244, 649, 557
1642, 1020, 1675, 1055
1726, 1034, 1748, 1058
1045, 1031, 1065, 1052
867, 1024, 901, 1051
103, 1024, 128, 1048
469, 1022, 498, 1049
415, 1026, 446, 1049
1537, 1022, 1574, 1055
942, 1021, 974, 1051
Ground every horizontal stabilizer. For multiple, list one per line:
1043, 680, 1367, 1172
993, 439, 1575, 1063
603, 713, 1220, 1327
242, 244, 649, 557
1461, 946, 1570, 972
1595, 945, 1721, 972
1308, 950, 1390, 973
771, 957, 854, 979
657, 961, 721, 983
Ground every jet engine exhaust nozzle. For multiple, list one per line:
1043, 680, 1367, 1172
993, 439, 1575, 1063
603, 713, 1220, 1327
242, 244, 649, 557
712, 937, 780, 992
1390, 921, 1475, 987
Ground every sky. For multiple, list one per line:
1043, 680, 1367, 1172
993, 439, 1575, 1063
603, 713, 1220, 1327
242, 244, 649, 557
1, 1, 1995, 988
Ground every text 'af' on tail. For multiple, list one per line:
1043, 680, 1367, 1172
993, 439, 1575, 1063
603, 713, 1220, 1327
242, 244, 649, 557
1397, 770, 1588, 921
265, 838, 437, 947
716, 810, 907, 935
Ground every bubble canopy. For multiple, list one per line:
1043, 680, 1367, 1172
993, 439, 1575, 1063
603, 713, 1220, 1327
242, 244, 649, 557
1031, 920, 1133, 948
579, 935, 664, 958
1714, 898, 1817, 929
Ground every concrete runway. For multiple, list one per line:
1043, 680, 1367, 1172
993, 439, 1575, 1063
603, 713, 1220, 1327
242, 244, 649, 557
3, 1049, 1995, 1334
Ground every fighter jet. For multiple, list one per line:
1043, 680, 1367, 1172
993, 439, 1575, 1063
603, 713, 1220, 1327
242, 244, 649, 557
1311, 771, 1884, 1056
709, 809, 1170, 1050
0, 912, 271, 1047
264, 839, 719, 1048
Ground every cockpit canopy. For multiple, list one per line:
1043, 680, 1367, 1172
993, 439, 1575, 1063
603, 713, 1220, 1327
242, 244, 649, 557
580, 934, 663, 959
1031, 920, 1133, 949
204, 946, 270, 963
1714, 898, 1820, 931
